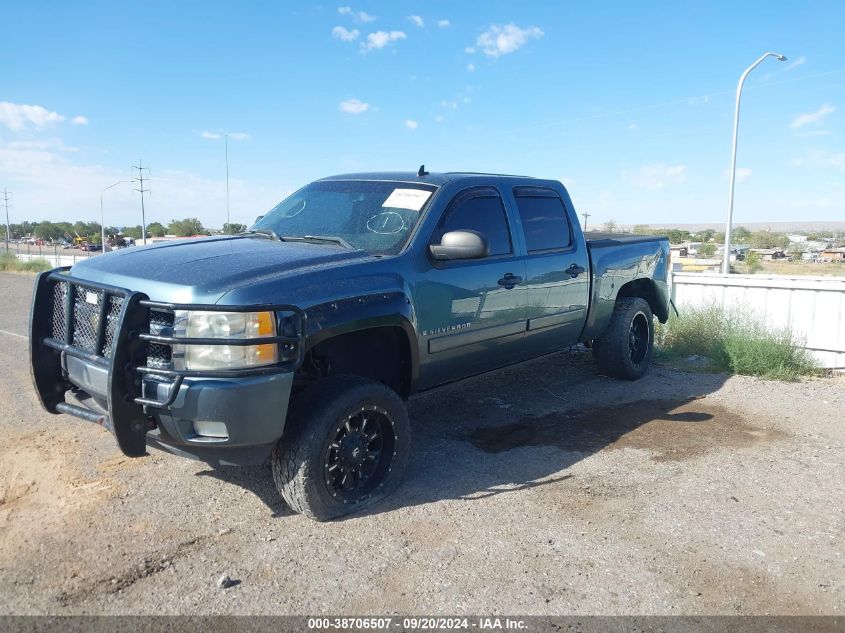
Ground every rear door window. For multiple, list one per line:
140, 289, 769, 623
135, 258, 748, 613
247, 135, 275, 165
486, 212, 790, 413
513, 189, 572, 252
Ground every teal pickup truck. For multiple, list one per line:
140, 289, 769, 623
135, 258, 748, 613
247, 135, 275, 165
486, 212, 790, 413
30, 170, 670, 520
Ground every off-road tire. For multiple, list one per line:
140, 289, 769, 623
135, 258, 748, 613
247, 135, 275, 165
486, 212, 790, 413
271, 375, 411, 521
592, 297, 654, 381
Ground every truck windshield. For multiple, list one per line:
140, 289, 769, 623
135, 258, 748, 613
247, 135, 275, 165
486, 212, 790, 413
251, 180, 437, 256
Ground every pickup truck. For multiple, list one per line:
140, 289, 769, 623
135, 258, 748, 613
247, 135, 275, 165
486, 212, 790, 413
30, 170, 670, 520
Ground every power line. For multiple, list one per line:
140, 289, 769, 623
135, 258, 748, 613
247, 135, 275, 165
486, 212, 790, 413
132, 160, 150, 245
2, 189, 11, 253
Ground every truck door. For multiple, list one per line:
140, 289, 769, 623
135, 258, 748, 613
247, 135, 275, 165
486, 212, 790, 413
510, 186, 591, 356
414, 187, 527, 387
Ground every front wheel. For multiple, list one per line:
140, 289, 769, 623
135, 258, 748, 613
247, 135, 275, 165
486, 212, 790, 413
271, 375, 411, 521
592, 297, 654, 381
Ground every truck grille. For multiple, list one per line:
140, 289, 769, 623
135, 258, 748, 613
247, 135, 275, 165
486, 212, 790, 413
49, 280, 172, 366
51, 281, 124, 357
147, 311, 174, 368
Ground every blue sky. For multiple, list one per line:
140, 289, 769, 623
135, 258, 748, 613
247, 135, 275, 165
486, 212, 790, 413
1, 1, 844, 229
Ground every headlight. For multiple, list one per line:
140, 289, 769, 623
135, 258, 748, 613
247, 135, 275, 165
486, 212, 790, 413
173, 310, 278, 370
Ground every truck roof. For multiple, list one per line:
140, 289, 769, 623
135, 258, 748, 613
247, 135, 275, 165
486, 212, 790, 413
318, 171, 546, 187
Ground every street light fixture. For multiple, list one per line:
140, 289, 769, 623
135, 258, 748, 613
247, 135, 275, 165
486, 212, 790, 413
100, 180, 131, 254
722, 51, 787, 274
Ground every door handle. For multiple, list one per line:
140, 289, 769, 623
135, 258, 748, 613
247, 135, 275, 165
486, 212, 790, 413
497, 273, 523, 289
567, 264, 586, 278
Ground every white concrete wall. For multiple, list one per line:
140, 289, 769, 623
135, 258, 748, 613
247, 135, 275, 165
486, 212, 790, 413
10, 251, 95, 268
671, 272, 845, 369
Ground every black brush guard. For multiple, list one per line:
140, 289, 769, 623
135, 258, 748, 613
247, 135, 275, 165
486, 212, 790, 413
29, 268, 306, 457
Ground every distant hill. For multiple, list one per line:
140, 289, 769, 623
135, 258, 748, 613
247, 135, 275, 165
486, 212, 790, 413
619, 221, 845, 233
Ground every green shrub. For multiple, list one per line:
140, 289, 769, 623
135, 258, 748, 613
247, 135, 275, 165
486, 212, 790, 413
0, 252, 52, 273
655, 303, 818, 380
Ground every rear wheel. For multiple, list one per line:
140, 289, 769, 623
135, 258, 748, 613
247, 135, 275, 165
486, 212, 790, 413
271, 375, 410, 521
592, 297, 654, 381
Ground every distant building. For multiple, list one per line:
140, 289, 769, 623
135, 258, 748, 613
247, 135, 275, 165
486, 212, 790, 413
820, 248, 845, 262
751, 248, 787, 261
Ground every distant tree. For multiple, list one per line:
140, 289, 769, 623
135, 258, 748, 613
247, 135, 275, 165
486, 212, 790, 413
123, 226, 143, 239
749, 231, 789, 249
602, 220, 617, 233
698, 243, 716, 257
787, 245, 806, 262
665, 229, 691, 244
697, 229, 715, 242
744, 250, 762, 273
713, 232, 725, 244
168, 218, 207, 237
733, 226, 752, 242
632, 224, 652, 235
222, 222, 247, 235
34, 221, 65, 242
147, 222, 166, 237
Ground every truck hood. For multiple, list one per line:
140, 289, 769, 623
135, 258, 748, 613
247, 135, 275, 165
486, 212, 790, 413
68, 235, 371, 303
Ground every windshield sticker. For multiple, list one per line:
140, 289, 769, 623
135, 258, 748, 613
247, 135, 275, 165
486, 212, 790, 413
382, 188, 432, 211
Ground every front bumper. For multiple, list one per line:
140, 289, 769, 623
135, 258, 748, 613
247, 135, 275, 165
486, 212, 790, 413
29, 268, 305, 465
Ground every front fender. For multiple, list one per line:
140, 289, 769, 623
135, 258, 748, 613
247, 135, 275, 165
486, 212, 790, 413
304, 292, 419, 388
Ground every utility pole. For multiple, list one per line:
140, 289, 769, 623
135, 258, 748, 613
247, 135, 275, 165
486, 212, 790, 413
225, 134, 230, 234
2, 189, 11, 253
581, 211, 591, 232
132, 160, 150, 245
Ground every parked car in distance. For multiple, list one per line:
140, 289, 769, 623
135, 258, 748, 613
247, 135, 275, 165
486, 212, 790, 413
30, 170, 670, 520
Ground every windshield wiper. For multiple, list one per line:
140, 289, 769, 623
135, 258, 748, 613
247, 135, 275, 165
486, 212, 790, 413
241, 228, 282, 241
281, 235, 354, 249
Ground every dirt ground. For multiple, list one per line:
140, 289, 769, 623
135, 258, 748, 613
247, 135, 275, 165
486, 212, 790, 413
0, 271, 842, 615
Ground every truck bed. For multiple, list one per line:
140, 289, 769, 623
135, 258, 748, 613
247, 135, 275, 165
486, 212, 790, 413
584, 232, 668, 248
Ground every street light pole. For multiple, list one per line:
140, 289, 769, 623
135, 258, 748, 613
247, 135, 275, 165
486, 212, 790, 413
100, 180, 130, 254
225, 133, 230, 234
722, 51, 787, 274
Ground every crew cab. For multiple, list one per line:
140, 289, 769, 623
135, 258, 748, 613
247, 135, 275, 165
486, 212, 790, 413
30, 170, 670, 520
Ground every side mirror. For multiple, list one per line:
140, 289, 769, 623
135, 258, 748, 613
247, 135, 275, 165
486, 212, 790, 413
429, 230, 490, 261
254, 215, 264, 224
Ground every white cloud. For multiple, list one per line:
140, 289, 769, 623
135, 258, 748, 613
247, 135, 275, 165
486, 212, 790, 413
339, 98, 371, 114
784, 56, 806, 72
467, 63, 475, 72
464, 46, 475, 54
332, 25, 359, 41
200, 131, 249, 140
408, 15, 424, 28
360, 30, 406, 52
628, 123, 638, 130
338, 6, 375, 22
623, 164, 687, 190
0, 102, 65, 130
476, 24, 543, 58
794, 149, 845, 171
440, 100, 458, 110
437, 19, 450, 28
434, 115, 445, 123
725, 167, 752, 183
790, 103, 835, 128
405, 119, 418, 130
5, 137, 78, 153
70, 115, 89, 126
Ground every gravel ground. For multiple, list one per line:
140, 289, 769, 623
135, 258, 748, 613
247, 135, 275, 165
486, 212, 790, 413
0, 271, 842, 615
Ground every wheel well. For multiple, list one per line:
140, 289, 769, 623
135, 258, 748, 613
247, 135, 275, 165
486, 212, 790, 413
616, 278, 668, 323
297, 326, 413, 398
